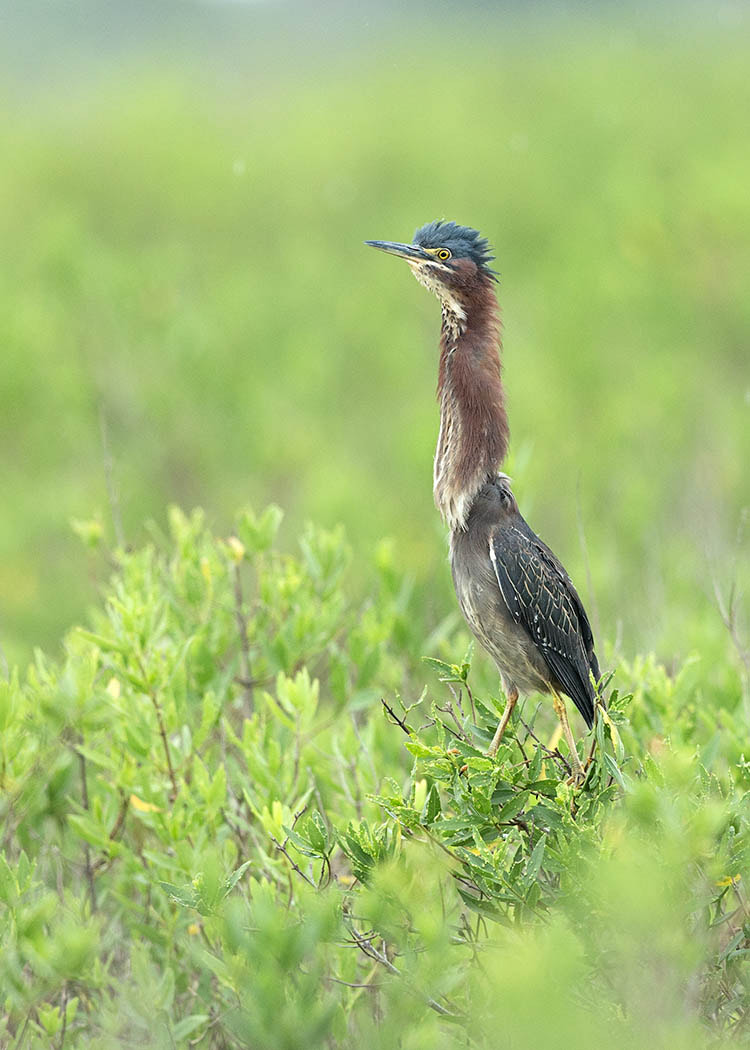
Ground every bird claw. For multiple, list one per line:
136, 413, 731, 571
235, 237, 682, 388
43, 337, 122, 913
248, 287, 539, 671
565, 762, 587, 788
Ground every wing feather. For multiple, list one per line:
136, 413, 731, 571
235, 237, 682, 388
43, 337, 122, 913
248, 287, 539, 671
489, 523, 597, 726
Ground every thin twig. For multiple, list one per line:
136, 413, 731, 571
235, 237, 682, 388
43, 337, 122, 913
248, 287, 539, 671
464, 679, 476, 725
434, 716, 471, 746
448, 683, 465, 719
516, 733, 531, 767
344, 919, 462, 1020
109, 792, 130, 841
518, 717, 571, 776
77, 751, 97, 912
270, 835, 316, 888
435, 700, 471, 743
58, 983, 68, 1049
152, 692, 179, 802
137, 654, 179, 802
381, 699, 412, 735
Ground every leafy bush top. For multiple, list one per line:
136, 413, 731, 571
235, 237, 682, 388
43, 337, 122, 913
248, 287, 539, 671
1, 507, 749, 1048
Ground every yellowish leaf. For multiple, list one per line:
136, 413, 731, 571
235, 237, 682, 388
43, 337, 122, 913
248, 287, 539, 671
601, 708, 622, 752
130, 794, 161, 813
547, 725, 562, 750
717, 874, 741, 888
225, 536, 246, 563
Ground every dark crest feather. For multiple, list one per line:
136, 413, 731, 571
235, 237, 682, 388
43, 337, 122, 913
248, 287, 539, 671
413, 219, 497, 279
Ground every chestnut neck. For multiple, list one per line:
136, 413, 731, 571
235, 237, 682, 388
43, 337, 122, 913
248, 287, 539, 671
433, 279, 509, 533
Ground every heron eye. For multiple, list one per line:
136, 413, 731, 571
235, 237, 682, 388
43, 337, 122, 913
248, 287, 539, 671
437, 248, 451, 261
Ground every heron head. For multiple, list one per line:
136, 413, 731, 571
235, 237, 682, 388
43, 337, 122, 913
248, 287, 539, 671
365, 220, 497, 314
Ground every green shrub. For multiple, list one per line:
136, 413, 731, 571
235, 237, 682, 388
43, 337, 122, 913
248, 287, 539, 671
1, 507, 748, 1047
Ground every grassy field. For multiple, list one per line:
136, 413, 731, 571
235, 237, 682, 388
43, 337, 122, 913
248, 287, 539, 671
1, 5, 750, 1045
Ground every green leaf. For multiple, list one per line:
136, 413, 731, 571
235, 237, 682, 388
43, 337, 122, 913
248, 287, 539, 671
206, 764, 227, 812
525, 836, 547, 884
223, 861, 252, 896
422, 656, 467, 684
719, 928, 748, 963
75, 628, 126, 654
160, 881, 199, 909
284, 825, 318, 857
37, 1004, 62, 1037
68, 813, 112, 851
496, 792, 529, 823
237, 504, 284, 554
173, 1015, 210, 1040
74, 745, 119, 771
528, 779, 559, 798
0, 854, 18, 905
455, 886, 506, 923
527, 747, 543, 781
602, 751, 627, 790
308, 811, 330, 854
420, 784, 442, 825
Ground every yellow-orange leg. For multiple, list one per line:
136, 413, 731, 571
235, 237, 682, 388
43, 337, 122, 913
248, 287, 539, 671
551, 690, 586, 782
487, 687, 519, 757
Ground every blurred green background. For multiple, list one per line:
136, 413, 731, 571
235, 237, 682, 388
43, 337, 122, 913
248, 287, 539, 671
1, 0, 748, 670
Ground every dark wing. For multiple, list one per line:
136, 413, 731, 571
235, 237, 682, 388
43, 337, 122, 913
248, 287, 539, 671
489, 522, 598, 726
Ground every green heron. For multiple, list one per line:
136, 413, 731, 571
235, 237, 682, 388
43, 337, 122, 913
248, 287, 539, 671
366, 221, 600, 778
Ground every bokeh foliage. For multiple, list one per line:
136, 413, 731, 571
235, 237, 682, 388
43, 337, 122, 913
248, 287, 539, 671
1, 4, 748, 665
1, 508, 749, 1047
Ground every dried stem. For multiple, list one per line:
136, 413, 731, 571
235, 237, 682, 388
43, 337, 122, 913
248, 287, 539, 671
435, 699, 471, 743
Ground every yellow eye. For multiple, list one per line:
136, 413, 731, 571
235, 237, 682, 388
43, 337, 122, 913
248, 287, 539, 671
437, 248, 451, 261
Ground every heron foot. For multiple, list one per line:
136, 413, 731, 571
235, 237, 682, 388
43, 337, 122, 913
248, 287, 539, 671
551, 690, 586, 785
486, 687, 519, 757
565, 762, 587, 788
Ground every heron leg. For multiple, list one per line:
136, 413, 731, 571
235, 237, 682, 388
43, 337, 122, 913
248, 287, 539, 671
487, 687, 519, 758
551, 690, 586, 782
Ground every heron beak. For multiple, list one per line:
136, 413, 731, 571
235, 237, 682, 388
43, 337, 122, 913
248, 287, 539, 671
365, 240, 433, 263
